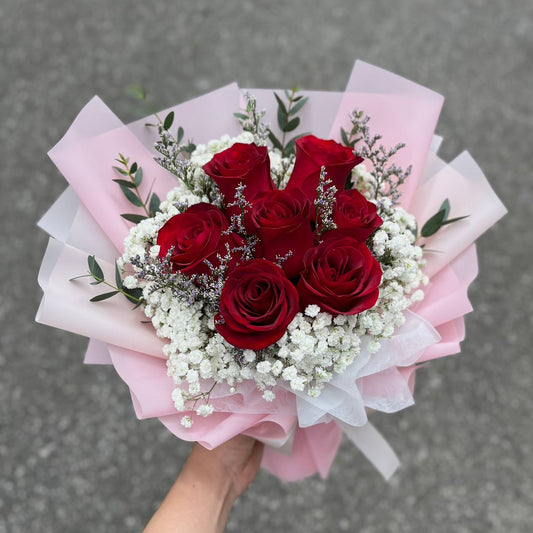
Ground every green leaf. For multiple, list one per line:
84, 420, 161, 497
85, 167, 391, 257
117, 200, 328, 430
268, 131, 283, 152
164, 111, 174, 131
233, 112, 248, 121
289, 97, 308, 116
421, 209, 446, 238
130, 162, 138, 174
123, 287, 143, 304
284, 89, 291, 101
439, 198, 451, 219
282, 117, 300, 133
274, 92, 288, 129
115, 262, 123, 290
340, 128, 350, 147
90, 291, 119, 302
112, 178, 135, 189
89, 280, 102, 285
121, 213, 148, 223
134, 167, 143, 187
177, 126, 184, 144
112, 166, 128, 176
120, 185, 143, 207
69, 274, 92, 281
441, 215, 469, 226
183, 142, 196, 154
149, 193, 161, 215
88, 255, 104, 281
284, 133, 308, 156
124, 83, 146, 101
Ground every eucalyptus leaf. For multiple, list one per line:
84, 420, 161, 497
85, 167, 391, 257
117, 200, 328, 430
439, 198, 451, 219
120, 185, 143, 207
274, 93, 288, 126
121, 213, 147, 223
421, 209, 446, 238
177, 126, 184, 143
134, 167, 143, 187
282, 117, 300, 133
123, 287, 143, 304
289, 97, 308, 116
90, 291, 119, 302
164, 111, 174, 130
233, 113, 248, 121
149, 193, 161, 215
112, 178, 135, 189
130, 162, 138, 174
284, 133, 308, 156
441, 215, 469, 226
112, 166, 128, 176
184, 142, 196, 154
88, 255, 104, 281
268, 131, 283, 152
115, 262, 123, 290
341, 128, 350, 147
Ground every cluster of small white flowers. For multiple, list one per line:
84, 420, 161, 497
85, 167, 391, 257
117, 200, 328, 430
120, 142, 426, 424
350, 163, 427, 351
189, 132, 256, 166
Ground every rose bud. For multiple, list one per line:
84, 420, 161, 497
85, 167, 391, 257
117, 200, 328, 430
251, 189, 314, 279
297, 236, 382, 315
215, 259, 299, 350
202, 143, 274, 222
157, 203, 244, 276
286, 135, 363, 213
327, 189, 383, 241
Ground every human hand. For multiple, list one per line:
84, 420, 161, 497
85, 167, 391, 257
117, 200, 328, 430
144, 435, 263, 533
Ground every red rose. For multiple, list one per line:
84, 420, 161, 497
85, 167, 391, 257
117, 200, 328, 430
202, 143, 274, 218
329, 189, 383, 241
216, 259, 299, 350
286, 135, 363, 209
157, 203, 243, 276
251, 189, 314, 279
297, 236, 382, 315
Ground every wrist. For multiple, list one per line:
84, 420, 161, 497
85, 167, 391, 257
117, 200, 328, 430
180, 444, 238, 527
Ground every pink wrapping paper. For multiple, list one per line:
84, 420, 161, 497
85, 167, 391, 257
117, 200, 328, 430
36, 59, 506, 481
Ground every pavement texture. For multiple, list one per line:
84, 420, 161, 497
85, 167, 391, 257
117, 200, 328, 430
1, 1, 532, 531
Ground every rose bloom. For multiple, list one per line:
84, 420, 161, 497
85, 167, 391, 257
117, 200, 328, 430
297, 235, 382, 315
202, 143, 274, 218
157, 203, 243, 276
329, 189, 383, 241
286, 135, 363, 209
251, 189, 314, 279
215, 259, 299, 350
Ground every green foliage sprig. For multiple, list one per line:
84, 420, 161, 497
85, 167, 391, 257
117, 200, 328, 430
70, 256, 143, 305
113, 154, 161, 223
268, 89, 309, 157
417, 198, 469, 239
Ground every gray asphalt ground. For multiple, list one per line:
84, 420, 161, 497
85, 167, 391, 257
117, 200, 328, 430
2, 1, 532, 532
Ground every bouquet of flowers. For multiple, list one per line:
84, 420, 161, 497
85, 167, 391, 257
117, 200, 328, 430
36, 60, 506, 481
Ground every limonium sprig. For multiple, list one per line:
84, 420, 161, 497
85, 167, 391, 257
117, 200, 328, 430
342, 109, 411, 205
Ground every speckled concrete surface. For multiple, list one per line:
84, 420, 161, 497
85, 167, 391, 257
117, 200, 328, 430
1, 1, 531, 531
